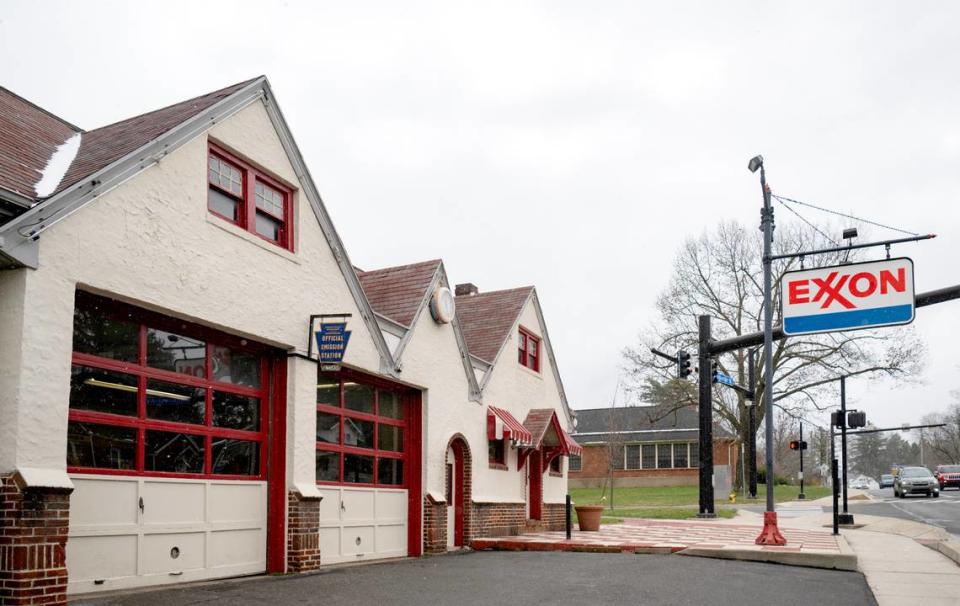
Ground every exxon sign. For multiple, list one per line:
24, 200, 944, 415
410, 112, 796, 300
781, 257, 915, 336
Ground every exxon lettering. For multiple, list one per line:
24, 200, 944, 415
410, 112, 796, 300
787, 267, 906, 310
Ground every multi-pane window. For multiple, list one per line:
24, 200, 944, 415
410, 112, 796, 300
208, 144, 294, 250
613, 442, 696, 470
518, 327, 540, 372
690, 442, 700, 468
611, 447, 625, 470
569, 454, 582, 472
489, 438, 506, 467
316, 373, 407, 486
67, 291, 268, 478
641, 444, 657, 469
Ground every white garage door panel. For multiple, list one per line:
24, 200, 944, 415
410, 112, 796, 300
209, 529, 264, 568
70, 477, 139, 527
319, 486, 408, 565
68, 475, 267, 595
141, 532, 205, 574
141, 481, 205, 525
209, 483, 264, 523
341, 488, 376, 521
375, 524, 407, 555
66, 535, 138, 582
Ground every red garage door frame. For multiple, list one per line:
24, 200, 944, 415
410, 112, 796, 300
314, 366, 422, 558
68, 290, 289, 574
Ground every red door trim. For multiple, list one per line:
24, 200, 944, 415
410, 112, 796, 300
406, 391, 423, 557
529, 450, 542, 520
266, 356, 287, 573
451, 440, 466, 546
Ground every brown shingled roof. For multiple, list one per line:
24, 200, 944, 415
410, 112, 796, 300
0, 87, 80, 199
54, 77, 260, 195
455, 286, 533, 363
357, 259, 442, 327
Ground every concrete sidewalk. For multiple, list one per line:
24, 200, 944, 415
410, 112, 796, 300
738, 497, 960, 606
471, 517, 856, 570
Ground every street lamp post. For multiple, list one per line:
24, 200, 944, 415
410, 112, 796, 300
749, 155, 786, 545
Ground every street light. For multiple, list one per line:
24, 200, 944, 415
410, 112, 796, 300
750, 154, 786, 546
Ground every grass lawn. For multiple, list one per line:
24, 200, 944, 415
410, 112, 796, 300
570, 484, 831, 508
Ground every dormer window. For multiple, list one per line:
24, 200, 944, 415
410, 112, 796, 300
208, 144, 294, 251
518, 327, 540, 372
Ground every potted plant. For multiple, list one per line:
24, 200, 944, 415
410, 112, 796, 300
574, 495, 605, 532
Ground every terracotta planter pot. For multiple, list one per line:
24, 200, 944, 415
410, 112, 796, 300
574, 505, 605, 532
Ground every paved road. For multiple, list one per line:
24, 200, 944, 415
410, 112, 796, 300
75, 551, 876, 606
844, 486, 960, 537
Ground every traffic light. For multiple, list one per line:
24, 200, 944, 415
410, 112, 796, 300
677, 350, 692, 379
789, 440, 799, 451
847, 411, 866, 429
710, 359, 718, 383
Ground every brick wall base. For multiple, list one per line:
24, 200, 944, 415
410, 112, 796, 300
286, 491, 321, 572
542, 503, 566, 531
422, 495, 447, 554
471, 502, 526, 538
0, 473, 72, 606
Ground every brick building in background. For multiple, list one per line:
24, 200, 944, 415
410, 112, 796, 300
568, 405, 739, 491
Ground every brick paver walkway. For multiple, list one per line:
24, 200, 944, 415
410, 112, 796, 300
471, 519, 843, 554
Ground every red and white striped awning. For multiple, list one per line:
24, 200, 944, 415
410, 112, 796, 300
488, 406, 534, 447
560, 428, 582, 456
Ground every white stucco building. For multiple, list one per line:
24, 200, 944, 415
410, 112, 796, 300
0, 77, 577, 603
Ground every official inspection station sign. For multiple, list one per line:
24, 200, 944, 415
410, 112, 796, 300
315, 322, 352, 365
781, 257, 915, 336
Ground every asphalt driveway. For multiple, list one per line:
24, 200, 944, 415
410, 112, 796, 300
73, 551, 876, 606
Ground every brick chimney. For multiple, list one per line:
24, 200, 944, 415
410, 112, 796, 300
455, 283, 479, 297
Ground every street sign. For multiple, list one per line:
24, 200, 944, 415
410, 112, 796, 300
714, 372, 735, 386
781, 257, 915, 336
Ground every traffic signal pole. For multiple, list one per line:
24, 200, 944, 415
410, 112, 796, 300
839, 376, 853, 525
697, 315, 716, 518
798, 421, 805, 500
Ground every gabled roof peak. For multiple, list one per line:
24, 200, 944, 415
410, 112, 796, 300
455, 286, 534, 363
357, 259, 443, 327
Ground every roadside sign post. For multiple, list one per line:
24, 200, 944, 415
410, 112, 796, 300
838, 376, 854, 525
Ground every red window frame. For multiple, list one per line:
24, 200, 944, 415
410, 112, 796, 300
208, 143, 295, 251
316, 368, 410, 488
488, 438, 506, 469
67, 291, 270, 480
518, 326, 541, 372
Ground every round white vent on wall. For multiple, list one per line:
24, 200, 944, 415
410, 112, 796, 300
430, 287, 456, 324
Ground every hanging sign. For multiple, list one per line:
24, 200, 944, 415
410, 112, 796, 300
315, 322, 351, 368
781, 257, 914, 336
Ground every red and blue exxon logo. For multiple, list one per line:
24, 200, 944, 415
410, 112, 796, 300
781, 258, 915, 336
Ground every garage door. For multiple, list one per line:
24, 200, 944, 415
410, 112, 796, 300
67, 476, 266, 593
315, 371, 414, 564
65, 292, 278, 594
318, 486, 407, 564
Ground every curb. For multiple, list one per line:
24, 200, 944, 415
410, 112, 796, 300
471, 539, 683, 554
676, 537, 858, 572
919, 538, 960, 567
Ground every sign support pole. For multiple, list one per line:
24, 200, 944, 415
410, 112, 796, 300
748, 350, 758, 499
755, 158, 786, 545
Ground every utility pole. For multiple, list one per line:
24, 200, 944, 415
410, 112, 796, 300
750, 155, 786, 545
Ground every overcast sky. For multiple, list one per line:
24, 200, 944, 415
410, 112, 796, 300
2, 1, 958, 434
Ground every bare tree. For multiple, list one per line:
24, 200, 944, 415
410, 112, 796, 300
623, 220, 925, 488
921, 400, 960, 465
